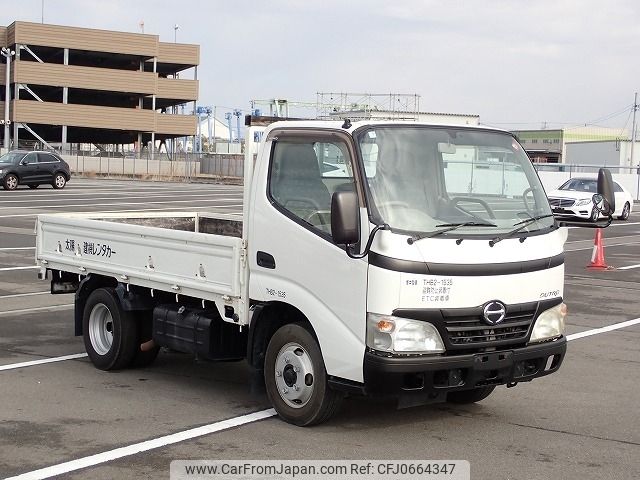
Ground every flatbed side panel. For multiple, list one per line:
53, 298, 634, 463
36, 214, 243, 302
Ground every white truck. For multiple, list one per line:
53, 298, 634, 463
35, 117, 616, 426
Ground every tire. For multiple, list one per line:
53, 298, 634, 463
618, 202, 630, 221
3, 173, 18, 191
447, 386, 496, 404
52, 173, 67, 189
131, 311, 160, 368
264, 323, 343, 426
82, 287, 138, 370
28, 184, 39, 189
589, 206, 599, 222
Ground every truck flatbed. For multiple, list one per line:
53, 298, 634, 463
36, 211, 246, 320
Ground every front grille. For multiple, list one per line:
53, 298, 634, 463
548, 198, 575, 208
443, 307, 536, 347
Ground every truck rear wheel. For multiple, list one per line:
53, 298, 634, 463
264, 323, 343, 426
83, 288, 138, 370
447, 386, 496, 404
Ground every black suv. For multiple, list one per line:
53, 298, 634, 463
0, 150, 71, 190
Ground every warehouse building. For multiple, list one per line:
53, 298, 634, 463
512, 126, 625, 164
0, 21, 199, 157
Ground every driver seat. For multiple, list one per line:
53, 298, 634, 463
271, 143, 331, 224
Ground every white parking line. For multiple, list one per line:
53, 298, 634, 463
0, 266, 39, 272
608, 221, 640, 227
0, 188, 241, 201
4, 409, 277, 480
0, 198, 239, 212
0, 192, 241, 205
564, 241, 640, 252
617, 263, 640, 270
0, 204, 244, 218
0, 353, 87, 371
0, 304, 73, 316
567, 317, 640, 341
0, 247, 35, 251
0, 291, 50, 299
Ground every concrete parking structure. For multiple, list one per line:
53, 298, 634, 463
0, 21, 198, 152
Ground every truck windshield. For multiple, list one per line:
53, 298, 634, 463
357, 126, 553, 237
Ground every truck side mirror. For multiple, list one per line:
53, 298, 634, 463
331, 190, 360, 245
596, 168, 615, 216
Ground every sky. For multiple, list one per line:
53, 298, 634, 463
4, 0, 640, 131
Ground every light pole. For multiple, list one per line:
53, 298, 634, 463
174, 24, 179, 43
1, 47, 15, 150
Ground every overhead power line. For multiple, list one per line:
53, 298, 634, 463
486, 103, 636, 130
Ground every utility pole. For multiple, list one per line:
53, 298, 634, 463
633, 92, 640, 200
631, 93, 638, 165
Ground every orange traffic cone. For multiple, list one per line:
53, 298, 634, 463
587, 228, 613, 270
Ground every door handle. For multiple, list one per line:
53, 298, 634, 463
257, 251, 276, 269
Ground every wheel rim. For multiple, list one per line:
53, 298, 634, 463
274, 342, 315, 408
623, 203, 630, 219
88, 303, 114, 355
55, 175, 65, 188
6, 176, 17, 189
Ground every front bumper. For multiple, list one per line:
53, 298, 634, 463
363, 337, 566, 396
551, 206, 592, 219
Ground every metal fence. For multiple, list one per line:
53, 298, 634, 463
57, 150, 245, 182
533, 163, 640, 175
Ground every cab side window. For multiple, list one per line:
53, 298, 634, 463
22, 153, 38, 164
269, 138, 356, 237
38, 153, 58, 163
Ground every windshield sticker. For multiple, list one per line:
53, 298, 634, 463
401, 274, 455, 304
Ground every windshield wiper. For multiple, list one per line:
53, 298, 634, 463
488, 214, 555, 247
407, 221, 497, 245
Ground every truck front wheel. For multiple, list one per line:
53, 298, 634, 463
83, 288, 138, 370
264, 323, 343, 426
447, 386, 496, 404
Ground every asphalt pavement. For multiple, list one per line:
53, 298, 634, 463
0, 179, 638, 480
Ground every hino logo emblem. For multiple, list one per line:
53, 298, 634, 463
483, 301, 506, 325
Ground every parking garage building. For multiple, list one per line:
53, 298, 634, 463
0, 21, 199, 157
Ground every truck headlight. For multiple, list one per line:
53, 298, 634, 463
575, 198, 592, 206
366, 313, 445, 354
529, 303, 567, 343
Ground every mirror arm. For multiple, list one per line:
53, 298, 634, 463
557, 216, 613, 229
345, 223, 390, 259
